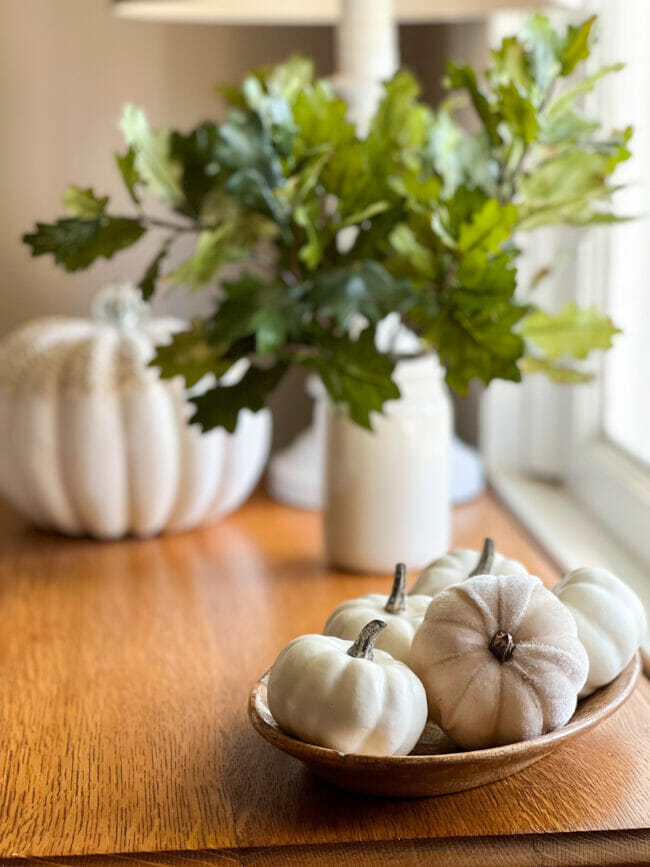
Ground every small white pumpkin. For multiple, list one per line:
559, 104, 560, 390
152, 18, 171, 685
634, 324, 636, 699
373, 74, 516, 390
267, 619, 428, 756
410, 537, 527, 597
410, 573, 589, 750
323, 563, 432, 663
553, 566, 647, 698
0, 284, 271, 539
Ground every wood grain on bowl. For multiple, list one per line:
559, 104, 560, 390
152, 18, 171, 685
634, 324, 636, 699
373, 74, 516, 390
249, 654, 641, 798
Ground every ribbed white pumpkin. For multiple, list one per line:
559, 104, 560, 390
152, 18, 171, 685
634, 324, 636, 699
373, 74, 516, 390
410, 573, 589, 749
553, 567, 647, 698
323, 563, 431, 663
410, 538, 527, 598
0, 285, 271, 539
268, 620, 428, 756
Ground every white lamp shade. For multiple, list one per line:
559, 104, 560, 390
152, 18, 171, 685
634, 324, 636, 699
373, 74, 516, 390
114, 0, 581, 25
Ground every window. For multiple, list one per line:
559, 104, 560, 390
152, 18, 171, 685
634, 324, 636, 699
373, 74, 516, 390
483, 1, 650, 573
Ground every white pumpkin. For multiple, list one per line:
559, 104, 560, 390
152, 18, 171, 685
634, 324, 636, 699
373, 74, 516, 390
267, 619, 428, 756
410, 573, 589, 749
323, 563, 432, 663
410, 537, 527, 597
553, 567, 647, 698
0, 284, 271, 539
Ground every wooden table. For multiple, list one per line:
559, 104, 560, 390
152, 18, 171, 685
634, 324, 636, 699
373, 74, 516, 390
0, 491, 648, 866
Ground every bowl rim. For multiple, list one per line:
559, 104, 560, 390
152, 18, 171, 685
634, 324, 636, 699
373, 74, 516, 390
248, 652, 641, 766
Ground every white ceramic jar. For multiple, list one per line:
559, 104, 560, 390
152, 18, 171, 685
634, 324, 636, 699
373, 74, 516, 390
323, 354, 452, 573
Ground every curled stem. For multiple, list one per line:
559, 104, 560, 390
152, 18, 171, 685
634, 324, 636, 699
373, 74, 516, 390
385, 563, 407, 614
468, 537, 495, 577
347, 620, 387, 661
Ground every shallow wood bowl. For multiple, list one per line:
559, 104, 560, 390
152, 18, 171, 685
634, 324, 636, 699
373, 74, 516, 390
248, 653, 640, 798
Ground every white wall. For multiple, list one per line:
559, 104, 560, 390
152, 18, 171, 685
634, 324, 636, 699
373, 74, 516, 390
0, 0, 339, 332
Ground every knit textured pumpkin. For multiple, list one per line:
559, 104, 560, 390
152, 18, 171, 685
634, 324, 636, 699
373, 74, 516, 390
410, 573, 589, 749
0, 284, 271, 538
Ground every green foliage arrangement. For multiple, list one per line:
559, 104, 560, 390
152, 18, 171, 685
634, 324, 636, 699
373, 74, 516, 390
24, 15, 628, 432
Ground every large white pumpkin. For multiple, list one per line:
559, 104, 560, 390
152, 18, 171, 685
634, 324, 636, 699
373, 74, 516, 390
0, 285, 271, 538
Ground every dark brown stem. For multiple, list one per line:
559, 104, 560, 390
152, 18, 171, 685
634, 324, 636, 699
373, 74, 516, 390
385, 563, 407, 614
489, 631, 516, 663
347, 620, 387, 661
468, 538, 495, 577
141, 216, 200, 233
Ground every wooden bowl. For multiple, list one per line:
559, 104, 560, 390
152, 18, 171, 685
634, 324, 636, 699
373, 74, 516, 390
248, 653, 640, 798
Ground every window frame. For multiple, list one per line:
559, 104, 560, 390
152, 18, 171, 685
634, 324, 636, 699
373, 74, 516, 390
483, 1, 650, 569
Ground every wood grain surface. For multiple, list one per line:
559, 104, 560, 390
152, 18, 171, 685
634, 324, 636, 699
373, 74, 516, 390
0, 491, 647, 862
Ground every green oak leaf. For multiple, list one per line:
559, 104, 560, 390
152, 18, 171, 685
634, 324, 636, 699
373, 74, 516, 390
436, 185, 490, 243
23, 217, 145, 271
497, 83, 539, 143
368, 71, 432, 152
546, 64, 624, 121
152, 319, 234, 388
62, 186, 109, 219
454, 249, 518, 309
264, 55, 315, 103
539, 110, 600, 146
388, 223, 437, 279
294, 202, 323, 270
299, 327, 400, 430
216, 111, 283, 185
292, 81, 355, 160
220, 55, 314, 112
119, 105, 184, 207
457, 199, 518, 253
170, 122, 221, 218
115, 147, 141, 205
519, 356, 593, 383
561, 16, 596, 76
524, 15, 562, 92
519, 302, 620, 360
490, 36, 534, 94
444, 63, 501, 147
430, 301, 527, 393
190, 362, 288, 433
306, 261, 414, 330
225, 167, 290, 225
242, 76, 296, 157
207, 273, 304, 355
168, 225, 241, 289
518, 140, 631, 229
321, 142, 378, 223
426, 112, 494, 197
138, 238, 172, 301
388, 170, 441, 210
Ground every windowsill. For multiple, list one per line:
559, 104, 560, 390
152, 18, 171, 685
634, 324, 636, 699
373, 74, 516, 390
488, 465, 650, 674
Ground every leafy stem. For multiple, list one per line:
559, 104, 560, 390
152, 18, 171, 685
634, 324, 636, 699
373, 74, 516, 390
22, 16, 629, 430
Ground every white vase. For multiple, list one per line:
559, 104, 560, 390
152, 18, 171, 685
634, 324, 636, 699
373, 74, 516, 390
323, 354, 452, 573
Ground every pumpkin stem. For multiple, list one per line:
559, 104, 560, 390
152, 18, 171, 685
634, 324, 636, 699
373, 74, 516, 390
91, 282, 147, 329
468, 537, 495, 577
385, 563, 407, 614
489, 630, 516, 663
347, 620, 387, 661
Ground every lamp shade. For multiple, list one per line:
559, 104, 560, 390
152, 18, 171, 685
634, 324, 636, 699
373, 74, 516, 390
113, 0, 580, 25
